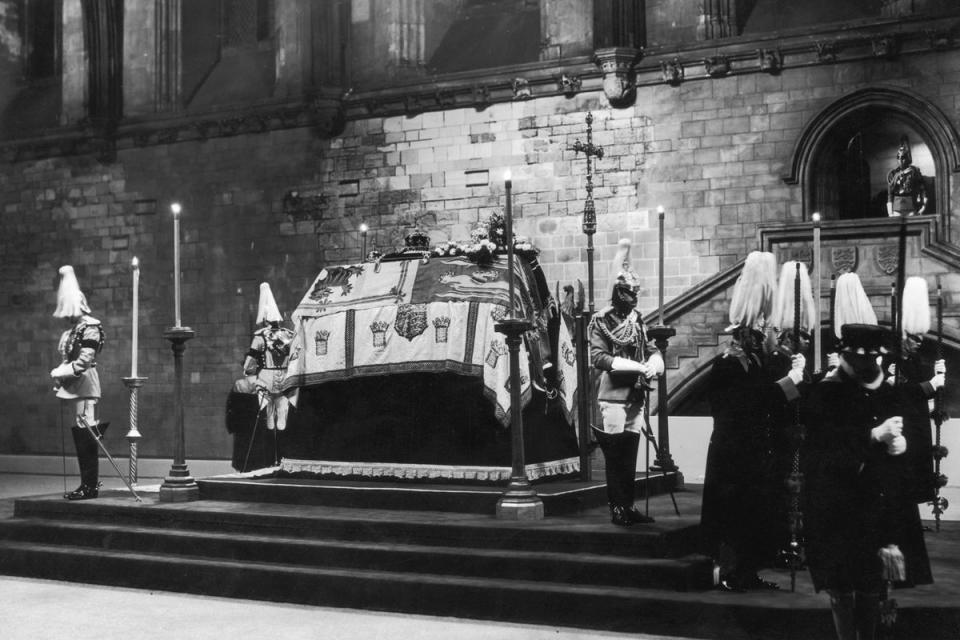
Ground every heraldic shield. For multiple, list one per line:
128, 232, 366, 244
831, 246, 858, 275
394, 303, 428, 341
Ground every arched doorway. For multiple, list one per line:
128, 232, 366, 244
784, 87, 960, 243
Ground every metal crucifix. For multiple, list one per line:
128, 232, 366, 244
569, 112, 604, 313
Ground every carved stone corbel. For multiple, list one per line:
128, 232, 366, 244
593, 47, 642, 107
704, 55, 730, 77
661, 58, 684, 86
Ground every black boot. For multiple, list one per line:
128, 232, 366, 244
828, 591, 857, 640
620, 432, 654, 524
855, 591, 881, 640
65, 426, 101, 500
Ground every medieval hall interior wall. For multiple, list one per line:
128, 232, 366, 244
2, 14, 960, 472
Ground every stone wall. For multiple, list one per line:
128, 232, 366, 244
3, 45, 960, 460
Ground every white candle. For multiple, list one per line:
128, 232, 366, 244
657, 205, 665, 326
504, 169, 515, 317
171, 203, 182, 327
812, 212, 821, 372
131, 257, 139, 377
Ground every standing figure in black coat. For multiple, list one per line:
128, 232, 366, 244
803, 323, 937, 640
701, 252, 806, 591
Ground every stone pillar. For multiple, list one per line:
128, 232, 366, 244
61, 0, 88, 126
540, 0, 593, 60
80, 0, 123, 128
696, 0, 736, 41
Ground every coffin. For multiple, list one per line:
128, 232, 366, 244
234, 252, 581, 482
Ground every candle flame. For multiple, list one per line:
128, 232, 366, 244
171, 202, 182, 216
131, 256, 139, 268
504, 169, 512, 182
359, 223, 369, 233
812, 212, 821, 223
656, 205, 665, 214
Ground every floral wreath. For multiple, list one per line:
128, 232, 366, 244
431, 211, 538, 264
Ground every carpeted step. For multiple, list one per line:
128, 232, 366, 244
12, 495, 701, 558
0, 518, 714, 591
0, 539, 840, 639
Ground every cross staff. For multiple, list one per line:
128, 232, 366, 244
931, 276, 950, 530
569, 112, 604, 313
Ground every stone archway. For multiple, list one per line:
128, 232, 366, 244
783, 87, 960, 245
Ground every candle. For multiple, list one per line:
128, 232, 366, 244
360, 222, 369, 260
504, 170, 515, 318
171, 202, 182, 327
657, 205, 665, 326
812, 212, 821, 372
131, 257, 139, 377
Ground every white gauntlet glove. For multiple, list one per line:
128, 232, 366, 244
50, 362, 77, 381
611, 357, 645, 374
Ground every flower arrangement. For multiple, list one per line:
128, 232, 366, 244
430, 211, 538, 265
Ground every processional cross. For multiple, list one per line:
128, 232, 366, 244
569, 112, 604, 313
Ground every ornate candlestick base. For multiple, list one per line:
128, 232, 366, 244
159, 327, 199, 503
647, 324, 679, 473
495, 317, 544, 520
121, 375, 148, 485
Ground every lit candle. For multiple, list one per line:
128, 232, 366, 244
360, 222, 369, 261
812, 212, 821, 372
171, 202, 182, 327
131, 257, 139, 377
504, 170, 515, 318
657, 205, 665, 327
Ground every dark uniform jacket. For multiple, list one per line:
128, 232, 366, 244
700, 343, 800, 564
802, 368, 933, 592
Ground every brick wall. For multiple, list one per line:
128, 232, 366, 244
3, 48, 960, 459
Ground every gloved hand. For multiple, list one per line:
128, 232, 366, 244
885, 363, 897, 386
888, 434, 907, 456
611, 356, 645, 374
930, 373, 946, 390
50, 362, 77, 381
787, 354, 805, 385
935, 359, 946, 375
871, 417, 903, 445
827, 352, 840, 369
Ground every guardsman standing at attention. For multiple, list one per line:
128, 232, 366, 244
588, 239, 664, 527
243, 283, 295, 438
51, 265, 108, 500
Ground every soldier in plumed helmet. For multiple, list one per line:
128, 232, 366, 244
700, 251, 806, 592
50, 266, 108, 500
588, 239, 663, 527
887, 137, 928, 217
241, 283, 296, 436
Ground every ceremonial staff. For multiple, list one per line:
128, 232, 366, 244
785, 261, 805, 593
895, 217, 908, 386
812, 214, 822, 372
931, 277, 950, 530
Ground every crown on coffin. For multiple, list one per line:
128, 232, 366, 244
404, 229, 430, 250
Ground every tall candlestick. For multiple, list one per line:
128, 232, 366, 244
360, 222, 368, 261
812, 212, 821, 372
131, 257, 140, 377
171, 203, 182, 327
504, 170, 515, 318
657, 205, 665, 326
